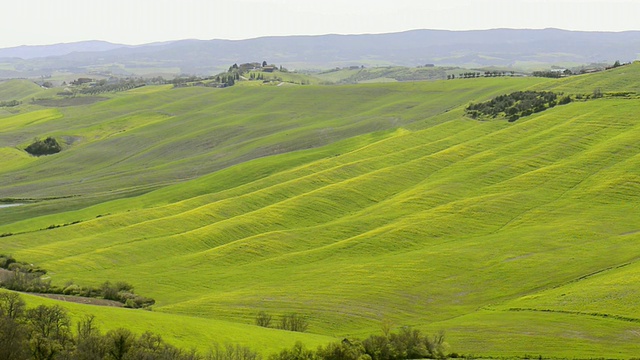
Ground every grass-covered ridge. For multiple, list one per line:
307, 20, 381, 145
0, 79, 46, 102
1, 63, 640, 358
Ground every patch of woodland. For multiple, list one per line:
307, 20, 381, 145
465, 91, 572, 122
24, 137, 62, 156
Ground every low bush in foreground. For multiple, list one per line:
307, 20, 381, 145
270, 326, 448, 360
0, 293, 455, 360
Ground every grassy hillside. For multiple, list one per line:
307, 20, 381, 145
0, 79, 45, 101
2, 64, 640, 358
0, 77, 550, 222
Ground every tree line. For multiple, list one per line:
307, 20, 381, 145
0, 292, 208, 360
0, 99, 22, 107
77, 78, 149, 95
269, 326, 449, 360
531, 70, 572, 78
0, 255, 154, 309
448, 71, 514, 80
0, 292, 454, 360
255, 311, 308, 332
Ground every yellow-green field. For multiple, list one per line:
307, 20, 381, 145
2, 64, 640, 358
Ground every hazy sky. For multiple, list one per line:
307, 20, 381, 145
3, 0, 639, 47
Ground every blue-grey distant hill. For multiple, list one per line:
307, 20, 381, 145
0, 40, 128, 60
2, 29, 639, 78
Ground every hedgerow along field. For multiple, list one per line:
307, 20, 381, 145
2, 63, 640, 358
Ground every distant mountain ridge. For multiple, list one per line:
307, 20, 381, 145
0, 40, 128, 59
1, 29, 639, 77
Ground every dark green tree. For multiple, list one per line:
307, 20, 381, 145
75, 315, 107, 360
106, 328, 135, 360
268, 341, 315, 360
26, 305, 72, 360
255, 311, 272, 328
279, 313, 308, 332
0, 293, 27, 360
25, 137, 62, 156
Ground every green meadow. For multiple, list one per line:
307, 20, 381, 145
2, 64, 640, 358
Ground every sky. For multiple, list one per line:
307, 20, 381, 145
3, 0, 640, 48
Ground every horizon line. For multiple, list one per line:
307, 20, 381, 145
3, 27, 640, 49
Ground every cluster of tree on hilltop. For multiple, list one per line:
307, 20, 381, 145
76, 77, 149, 95
531, 70, 573, 78
532, 60, 631, 78
448, 71, 514, 80
212, 61, 289, 87
466, 91, 572, 122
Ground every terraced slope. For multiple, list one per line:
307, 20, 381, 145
2, 64, 640, 358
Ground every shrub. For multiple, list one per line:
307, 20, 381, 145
593, 88, 603, 99
255, 311, 272, 328
317, 339, 365, 360
208, 343, 262, 360
123, 295, 155, 309
63, 284, 81, 295
361, 327, 448, 360
558, 96, 572, 105
268, 341, 315, 360
279, 313, 309, 332
101, 281, 120, 300
0, 254, 16, 269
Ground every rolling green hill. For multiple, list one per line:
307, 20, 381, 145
2, 64, 640, 358
0, 79, 45, 101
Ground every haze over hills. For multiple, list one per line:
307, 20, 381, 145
1, 28, 640, 78
0, 40, 128, 60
